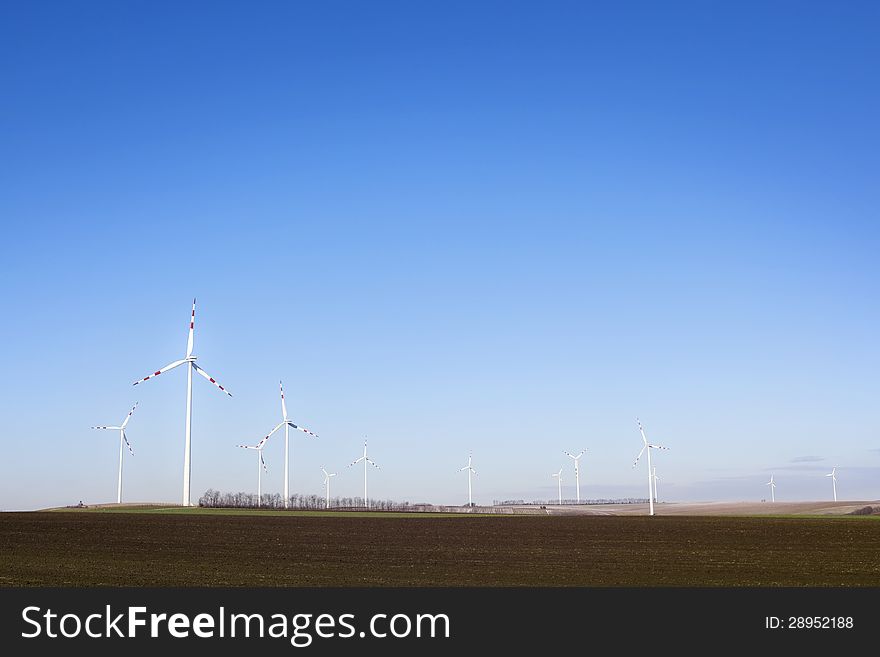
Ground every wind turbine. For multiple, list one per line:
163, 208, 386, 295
238, 436, 269, 507
458, 454, 478, 507
261, 381, 318, 508
652, 465, 660, 504
551, 467, 563, 504
348, 439, 380, 509
91, 402, 138, 504
133, 299, 232, 506
825, 467, 838, 502
633, 419, 669, 516
766, 474, 776, 502
563, 449, 586, 503
321, 466, 336, 509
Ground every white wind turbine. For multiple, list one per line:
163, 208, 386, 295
633, 419, 669, 516
825, 467, 838, 502
321, 466, 336, 509
91, 402, 138, 504
133, 299, 231, 506
238, 436, 269, 507
260, 381, 318, 508
349, 439, 380, 509
458, 454, 478, 507
652, 465, 660, 504
551, 467, 563, 504
563, 449, 586, 503
766, 474, 776, 502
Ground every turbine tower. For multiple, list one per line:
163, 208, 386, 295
348, 439, 380, 509
261, 381, 318, 508
91, 402, 138, 504
563, 449, 586, 503
133, 299, 232, 506
825, 467, 838, 502
238, 436, 269, 507
551, 467, 563, 504
633, 419, 669, 516
458, 454, 478, 507
652, 465, 660, 504
766, 474, 776, 502
321, 466, 336, 509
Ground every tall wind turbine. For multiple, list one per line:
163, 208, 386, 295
551, 467, 563, 504
825, 467, 838, 502
321, 466, 336, 509
348, 439, 380, 509
91, 402, 138, 504
766, 474, 776, 502
261, 381, 318, 508
458, 454, 478, 507
238, 436, 269, 507
133, 299, 232, 506
633, 419, 669, 516
563, 449, 586, 503
651, 465, 660, 504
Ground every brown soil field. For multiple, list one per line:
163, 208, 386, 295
2, 511, 879, 587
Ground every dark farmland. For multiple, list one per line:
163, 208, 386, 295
2, 512, 879, 586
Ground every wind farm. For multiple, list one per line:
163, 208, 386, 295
3, 9, 879, 652
2, 293, 878, 589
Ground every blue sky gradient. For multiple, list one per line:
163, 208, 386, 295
1, 1, 878, 510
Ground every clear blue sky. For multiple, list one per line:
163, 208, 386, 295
1, 1, 877, 510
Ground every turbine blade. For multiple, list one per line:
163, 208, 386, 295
280, 380, 288, 421
366, 458, 380, 469
632, 445, 646, 468
133, 359, 186, 386
471, 469, 478, 476
349, 456, 365, 467
260, 452, 268, 473
243, 423, 283, 450
121, 401, 138, 428
637, 418, 648, 445
186, 298, 195, 358
648, 444, 669, 451
192, 363, 232, 396
122, 429, 134, 456
91, 426, 120, 430
288, 421, 318, 438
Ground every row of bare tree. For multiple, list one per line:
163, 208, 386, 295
198, 488, 412, 510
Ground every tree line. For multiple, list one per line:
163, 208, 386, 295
198, 488, 413, 511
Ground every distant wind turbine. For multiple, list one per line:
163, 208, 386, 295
633, 419, 669, 516
766, 474, 776, 502
133, 299, 232, 506
349, 439, 380, 509
91, 402, 138, 504
321, 466, 336, 509
458, 454, 478, 507
261, 381, 318, 508
237, 436, 269, 507
563, 449, 586, 503
551, 467, 563, 504
651, 465, 660, 504
825, 467, 838, 502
